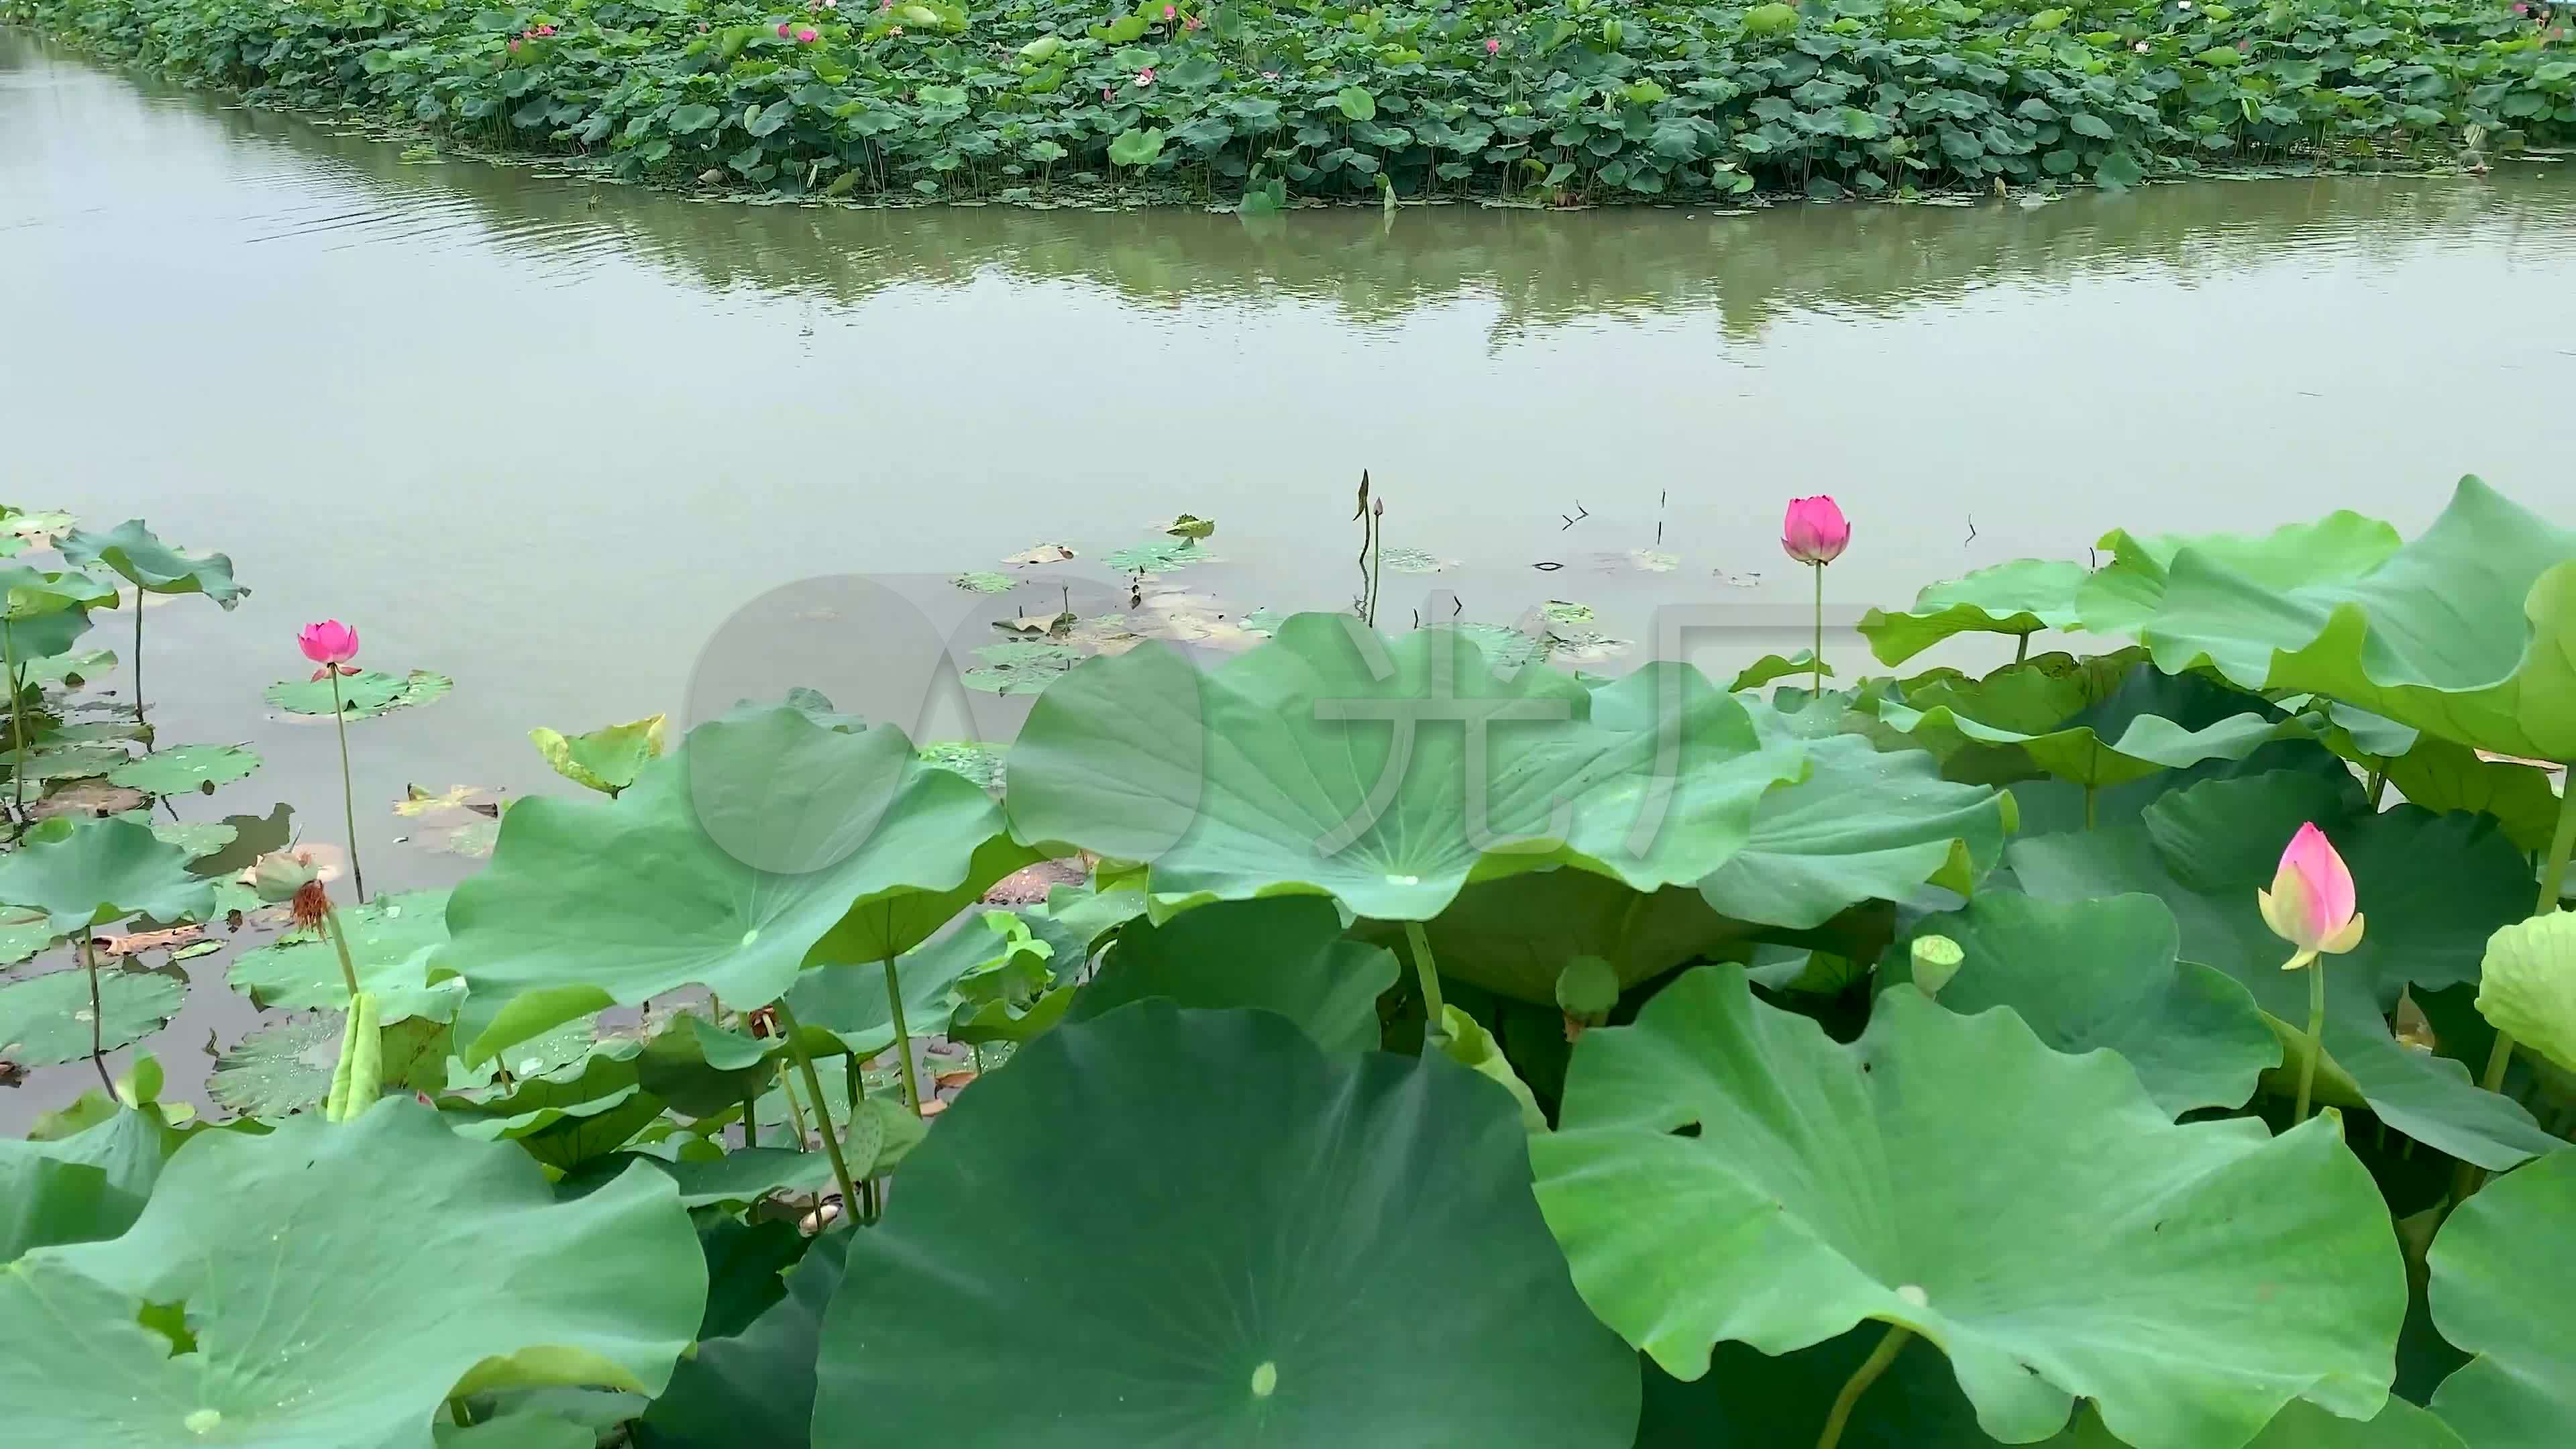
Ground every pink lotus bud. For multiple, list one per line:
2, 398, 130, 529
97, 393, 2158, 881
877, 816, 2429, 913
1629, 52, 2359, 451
1183, 13, 1200, 28
1163, 3, 1175, 15
508, 36, 519, 48
298, 620, 358, 667
1136, 66, 1155, 85
2258, 823, 2365, 968
798, 25, 817, 40
1780, 496, 1850, 565
777, 21, 792, 34
1486, 36, 1500, 54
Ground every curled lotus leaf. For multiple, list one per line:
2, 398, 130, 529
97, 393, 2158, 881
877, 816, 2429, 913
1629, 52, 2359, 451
1857, 557, 2089, 666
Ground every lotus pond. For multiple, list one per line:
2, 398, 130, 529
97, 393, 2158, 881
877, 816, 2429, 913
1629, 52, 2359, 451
5, 0, 2575, 205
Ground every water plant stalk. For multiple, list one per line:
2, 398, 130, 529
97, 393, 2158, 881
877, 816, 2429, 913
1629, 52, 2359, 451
327, 669, 366, 903
883, 955, 920, 1115
3, 619, 22, 822
1816, 1322, 1914, 1449
2479, 772, 2576, 1095
2294, 955, 2327, 1124
1401, 920, 1444, 1046
2014, 633, 2029, 664
132, 598, 145, 729
780, 1065, 814, 1148
1811, 562, 1825, 696
740, 1088, 759, 1150
771, 1001, 861, 1226
80, 932, 112, 1093
322, 905, 362, 1000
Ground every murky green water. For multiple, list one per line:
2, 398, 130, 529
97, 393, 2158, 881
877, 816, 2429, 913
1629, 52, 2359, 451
3, 28, 2574, 1122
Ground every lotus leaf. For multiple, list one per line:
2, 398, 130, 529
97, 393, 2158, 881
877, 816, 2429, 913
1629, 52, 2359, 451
0, 815, 215, 935
949, 570, 1017, 594
1387, 870, 1751, 1004
0, 904, 60, 963
1892, 892, 2277, 1115
0, 1103, 704, 1448
2426, 1148, 2576, 1446
814, 1003, 1640, 1444
1006, 615, 1804, 922
2473, 912, 2576, 1077
1874, 653, 2293, 788
107, 743, 260, 796
59, 521, 246, 605
206, 1010, 447, 1118
529, 714, 666, 796
2080, 478, 2576, 761
635, 1235, 845, 1449
915, 738, 1006, 790
2383, 738, 2566, 855
263, 669, 451, 719
0, 1105, 166, 1258
0, 740, 133, 780
21, 645, 113, 686
1069, 896, 1397, 1053
229, 890, 455, 1021
585, 1146, 839, 1209
435, 1415, 592, 1449
1533, 967, 2404, 1449
1858, 557, 2089, 665
441, 706, 1024, 1064
1727, 649, 1831, 693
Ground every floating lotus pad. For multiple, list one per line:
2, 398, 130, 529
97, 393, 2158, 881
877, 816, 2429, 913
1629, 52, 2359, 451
0, 968, 187, 1067
814, 1003, 1642, 1445
0, 815, 216, 936
0, 1104, 703, 1449
229, 890, 455, 1022
263, 669, 452, 719
1534, 967, 2404, 1449
107, 744, 261, 796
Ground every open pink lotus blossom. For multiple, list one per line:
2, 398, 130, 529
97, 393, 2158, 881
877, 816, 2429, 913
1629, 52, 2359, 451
1136, 66, 1156, 86
298, 620, 358, 679
1163, 3, 1175, 15
1780, 496, 1850, 565
1183, 12, 1201, 28
1486, 36, 1500, 54
508, 37, 519, 49
798, 25, 818, 40
2259, 823, 2365, 969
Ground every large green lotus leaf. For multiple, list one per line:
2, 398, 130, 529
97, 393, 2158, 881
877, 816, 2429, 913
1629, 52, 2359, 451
2010, 785, 2563, 1171
206, 1012, 448, 1118
1377, 869, 1757, 1005
1874, 653, 2293, 789
2474, 913, 2576, 1077
1856, 557, 2090, 666
1004, 615, 1805, 922
0, 904, 62, 963
528, 714, 666, 796
0, 814, 216, 934
2081, 478, 2576, 760
229, 890, 455, 1022
262, 669, 452, 720
439, 706, 1021, 1065
814, 1003, 1642, 1444
0, 564, 119, 618
1892, 892, 2277, 1116
0, 1103, 703, 1448
1068, 896, 1397, 1053
779, 903, 1046, 1058
434, 1415, 591, 1449
60, 521, 247, 605
107, 745, 261, 796
2427, 1148, 2576, 1447
580, 1147, 837, 1209
2383, 737, 2567, 855
0, 1106, 168, 1259
1636, 1333, 2465, 1447
1532, 967, 2403, 1449
0, 966, 186, 1067
1697, 724, 2009, 929
633, 1234, 846, 1449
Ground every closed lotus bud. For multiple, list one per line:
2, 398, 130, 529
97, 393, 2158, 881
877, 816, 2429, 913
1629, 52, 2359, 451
2257, 822, 2365, 970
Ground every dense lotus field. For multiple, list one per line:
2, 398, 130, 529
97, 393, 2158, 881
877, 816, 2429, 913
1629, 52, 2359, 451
5, 0, 2573, 205
0, 475, 2572, 1446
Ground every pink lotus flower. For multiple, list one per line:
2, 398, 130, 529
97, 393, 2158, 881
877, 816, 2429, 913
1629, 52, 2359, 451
1183, 12, 1201, 28
1136, 66, 1155, 86
798, 25, 818, 40
1780, 496, 1850, 565
777, 20, 792, 35
2514, 2, 2527, 11
1486, 36, 1500, 54
508, 36, 519, 49
2259, 823, 2365, 969
1103, 86, 1115, 101
1163, 3, 1175, 15
299, 619, 358, 671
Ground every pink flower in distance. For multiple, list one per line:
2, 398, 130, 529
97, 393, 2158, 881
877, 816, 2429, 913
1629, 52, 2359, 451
1780, 496, 1850, 565
1136, 66, 1156, 85
1486, 36, 1500, 54
2258, 823, 2366, 968
777, 21, 792, 35
1183, 12, 1201, 28
798, 25, 818, 40
1163, 3, 1175, 16
508, 36, 519, 49
299, 619, 358, 667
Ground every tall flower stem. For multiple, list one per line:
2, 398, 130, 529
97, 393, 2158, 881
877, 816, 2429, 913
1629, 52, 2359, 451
3, 618, 23, 823
132, 600, 146, 730
2294, 955, 2326, 1123
2013, 633, 2030, 664
741, 1088, 759, 1149
322, 904, 362, 1000
883, 955, 920, 1115
80, 932, 113, 1093
1402, 920, 1445, 1046
2480, 773, 2576, 1095
1816, 1322, 1915, 1449
1811, 562, 1825, 695
326, 671, 366, 904
771, 1001, 860, 1226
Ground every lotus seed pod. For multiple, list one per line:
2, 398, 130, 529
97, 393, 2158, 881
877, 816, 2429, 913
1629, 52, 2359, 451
1911, 934, 1965, 998
1556, 955, 1620, 1020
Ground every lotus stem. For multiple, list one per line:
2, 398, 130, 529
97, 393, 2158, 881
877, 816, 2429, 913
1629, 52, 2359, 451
1816, 1322, 1914, 1449
2480, 773, 2576, 1095
780, 1063, 814, 1148
133, 600, 145, 729
3, 618, 22, 823
2364, 761, 2387, 811
80, 932, 112, 1093
741, 1087, 759, 1149
2294, 957, 2326, 1124
2013, 632, 2029, 664
2083, 783, 2098, 832
322, 904, 362, 1000
326, 669, 366, 904
1812, 563, 1825, 696
845, 1052, 863, 1115
1402, 920, 1446, 1047
771, 1001, 860, 1227
883, 955, 920, 1115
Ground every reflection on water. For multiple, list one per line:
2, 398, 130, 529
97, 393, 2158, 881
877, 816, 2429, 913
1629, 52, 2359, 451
3, 29, 2575, 1125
